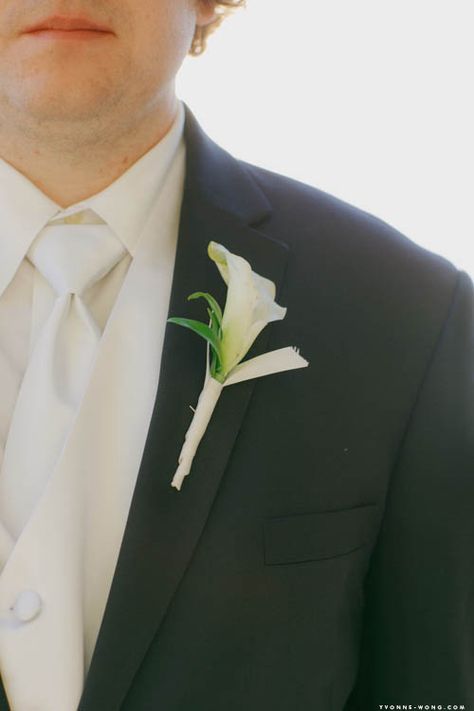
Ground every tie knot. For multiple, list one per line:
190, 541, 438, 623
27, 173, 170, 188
27, 223, 126, 296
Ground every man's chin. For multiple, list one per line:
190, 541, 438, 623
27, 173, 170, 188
3, 82, 120, 127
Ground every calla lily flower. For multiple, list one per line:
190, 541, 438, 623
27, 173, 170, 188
208, 241, 287, 379
167, 241, 309, 490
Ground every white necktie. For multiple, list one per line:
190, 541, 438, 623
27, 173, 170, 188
0, 221, 126, 540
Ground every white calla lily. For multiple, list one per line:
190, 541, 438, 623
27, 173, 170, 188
169, 241, 309, 490
208, 241, 287, 379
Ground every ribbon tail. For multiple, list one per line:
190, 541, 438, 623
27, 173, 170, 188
223, 346, 309, 387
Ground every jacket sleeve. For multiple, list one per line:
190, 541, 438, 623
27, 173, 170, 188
345, 269, 474, 709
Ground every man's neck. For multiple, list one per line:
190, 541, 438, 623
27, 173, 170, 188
0, 93, 178, 208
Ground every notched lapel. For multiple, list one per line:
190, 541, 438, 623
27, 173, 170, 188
79, 109, 289, 711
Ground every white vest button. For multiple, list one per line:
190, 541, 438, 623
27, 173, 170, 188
12, 590, 42, 622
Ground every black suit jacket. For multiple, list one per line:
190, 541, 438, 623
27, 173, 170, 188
2, 107, 473, 710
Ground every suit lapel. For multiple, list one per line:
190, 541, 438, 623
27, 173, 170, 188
79, 108, 289, 711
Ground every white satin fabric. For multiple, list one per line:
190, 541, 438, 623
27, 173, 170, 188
0, 224, 126, 540
0, 103, 185, 710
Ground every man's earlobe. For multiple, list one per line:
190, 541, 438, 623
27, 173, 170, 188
195, 0, 219, 28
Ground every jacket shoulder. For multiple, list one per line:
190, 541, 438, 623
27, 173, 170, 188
239, 160, 467, 361
241, 159, 458, 287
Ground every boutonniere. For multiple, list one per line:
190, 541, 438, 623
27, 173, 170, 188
168, 241, 309, 490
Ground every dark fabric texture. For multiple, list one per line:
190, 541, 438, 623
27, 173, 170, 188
1, 107, 473, 711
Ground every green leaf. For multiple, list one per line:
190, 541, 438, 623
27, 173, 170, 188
207, 308, 222, 339
211, 366, 226, 384
210, 342, 218, 374
188, 292, 223, 326
167, 317, 222, 362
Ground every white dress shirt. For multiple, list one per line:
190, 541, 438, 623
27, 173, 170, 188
0, 102, 186, 709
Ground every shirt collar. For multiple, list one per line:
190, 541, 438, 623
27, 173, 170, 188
0, 101, 185, 299
0, 161, 59, 300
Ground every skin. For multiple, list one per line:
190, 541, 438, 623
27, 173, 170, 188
0, 1, 217, 206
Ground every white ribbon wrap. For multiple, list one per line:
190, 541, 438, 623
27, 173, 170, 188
170, 347, 308, 490
171, 376, 223, 490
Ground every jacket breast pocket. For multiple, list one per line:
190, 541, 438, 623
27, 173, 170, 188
263, 503, 378, 565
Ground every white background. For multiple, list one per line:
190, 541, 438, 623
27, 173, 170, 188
177, 0, 473, 275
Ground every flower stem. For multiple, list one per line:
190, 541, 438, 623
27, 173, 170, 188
171, 377, 224, 490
